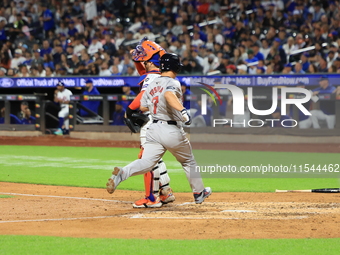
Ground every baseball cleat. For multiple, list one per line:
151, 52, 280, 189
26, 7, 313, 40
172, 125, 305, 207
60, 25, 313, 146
106, 167, 122, 194
132, 197, 163, 208
159, 187, 176, 204
194, 187, 212, 204
53, 128, 63, 135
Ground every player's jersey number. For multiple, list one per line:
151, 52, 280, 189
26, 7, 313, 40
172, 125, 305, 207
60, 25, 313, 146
152, 96, 159, 114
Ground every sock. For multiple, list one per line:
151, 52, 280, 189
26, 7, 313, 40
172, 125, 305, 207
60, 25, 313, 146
58, 117, 64, 129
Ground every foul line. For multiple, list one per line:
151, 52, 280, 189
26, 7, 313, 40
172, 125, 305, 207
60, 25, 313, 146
0, 192, 131, 204
125, 214, 308, 220
0, 215, 118, 224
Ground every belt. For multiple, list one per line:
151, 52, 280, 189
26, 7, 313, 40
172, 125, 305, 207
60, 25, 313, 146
153, 120, 177, 125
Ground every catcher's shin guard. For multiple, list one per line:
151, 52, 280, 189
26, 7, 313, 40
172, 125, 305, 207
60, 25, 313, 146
158, 160, 170, 190
143, 164, 160, 202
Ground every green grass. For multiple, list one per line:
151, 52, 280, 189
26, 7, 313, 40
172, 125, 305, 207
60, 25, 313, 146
0, 236, 339, 255
0, 145, 339, 254
0, 145, 339, 192
0, 195, 13, 198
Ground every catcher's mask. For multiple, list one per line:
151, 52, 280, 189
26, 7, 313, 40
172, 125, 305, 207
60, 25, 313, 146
131, 37, 166, 64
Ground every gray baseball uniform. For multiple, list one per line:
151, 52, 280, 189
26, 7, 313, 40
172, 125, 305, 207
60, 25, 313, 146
119, 76, 205, 193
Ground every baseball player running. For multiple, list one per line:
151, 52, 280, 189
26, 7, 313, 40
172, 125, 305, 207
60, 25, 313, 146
123, 38, 175, 208
106, 53, 212, 204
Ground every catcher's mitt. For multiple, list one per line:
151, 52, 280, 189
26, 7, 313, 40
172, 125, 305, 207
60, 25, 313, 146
124, 112, 149, 133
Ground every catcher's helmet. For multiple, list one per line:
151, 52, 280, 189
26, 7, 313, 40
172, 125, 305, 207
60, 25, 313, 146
131, 37, 166, 63
160, 53, 183, 73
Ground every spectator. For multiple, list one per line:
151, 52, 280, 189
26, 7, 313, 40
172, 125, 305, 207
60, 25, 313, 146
237, 64, 248, 74
181, 82, 193, 110
203, 53, 219, 74
43, 54, 55, 70
16, 64, 29, 77
111, 65, 121, 75
216, 55, 230, 74
87, 37, 103, 56
10, 49, 26, 70
192, 100, 213, 127
294, 62, 305, 74
282, 63, 294, 74
53, 81, 73, 135
300, 53, 310, 72
0, 107, 22, 124
81, 51, 93, 66
41, 3, 55, 33
99, 61, 111, 76
21, 108, 36, 125
102, 34, 116, 56
37, 63, 46, 77
256, 66, 265, 74
327, 51, 337, 69
73, 37, 86, 56
22, 52, 33, 68
282, 36, 298, 57
310, 76, 336, 129
79, 79, 101, 117
270, 107, 292, 128
52, 44, 64, 65
0, 50, 11, 70
45, 66, 55, 77
117, 84, 136, 111
40, 40, 52, 57
245, 49, 258, 64
260, 39, 271, 60
88, 63, 100, 75
84, 0, 97, 26
31, 49, 44, 67
226, 64, 237, 74
317, 57, 328, 73
68, 20, 78, 37
55, 23, 68, 36
17, 101, 29, 121
111, 101, 125, 126
0, 67, 6, 76
30, 66, 40, 77
252, 43, 264, 61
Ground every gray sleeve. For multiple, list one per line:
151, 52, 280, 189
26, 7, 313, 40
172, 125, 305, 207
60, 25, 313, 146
165, 80, 182, 97
140, 90, 148, 108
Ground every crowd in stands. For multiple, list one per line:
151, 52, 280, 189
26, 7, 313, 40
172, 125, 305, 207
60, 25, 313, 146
0, 0, 340, 77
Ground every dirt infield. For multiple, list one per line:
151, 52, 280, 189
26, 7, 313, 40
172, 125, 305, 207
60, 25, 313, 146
0, 182, 340, 239
0, 135, 340, 239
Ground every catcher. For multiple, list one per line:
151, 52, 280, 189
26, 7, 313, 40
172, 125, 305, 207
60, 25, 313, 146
122, 37, 175, 208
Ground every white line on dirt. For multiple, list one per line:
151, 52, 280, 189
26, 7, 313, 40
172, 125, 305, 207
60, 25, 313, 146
221, 210, 257, 213
123, 214, 308, 220
0, 215, 118, 224
0, 192, 131, 204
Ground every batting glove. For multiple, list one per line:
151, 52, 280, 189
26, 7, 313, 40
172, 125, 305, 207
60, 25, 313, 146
181, 109, 192, 125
